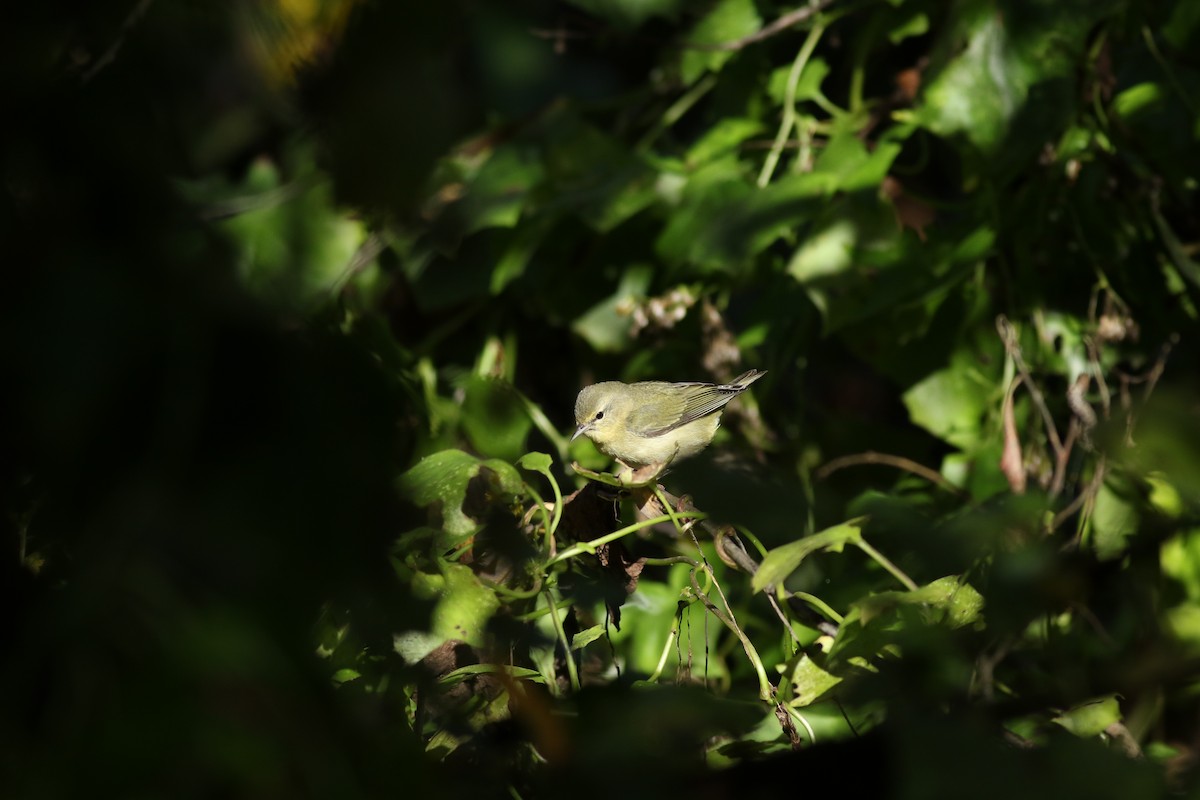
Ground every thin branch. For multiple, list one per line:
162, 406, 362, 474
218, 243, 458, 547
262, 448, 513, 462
82, 0, 156, 83
816, 450, 963, 495
690, 0, 837, 52
997, 315, 1065, 460
1049, 418, 1079, 497
1049, 456, 1107, 535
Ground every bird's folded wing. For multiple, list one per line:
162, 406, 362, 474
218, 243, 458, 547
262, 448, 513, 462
634, 385, 742, 437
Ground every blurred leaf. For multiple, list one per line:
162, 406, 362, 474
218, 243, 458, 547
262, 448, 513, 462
461, 376, 533, 462
565, 0, 682, 29
767, 58, 831, 105
572, 264, 653, 352
1087, 473, 1140, 561
687, 118, 764, 166
1112, 82, 1167, 121
680, 0, 761, 84
432, 144, 544, 242
659, 168, 828, 273
855, 576, 985, 628
542, 113, 658, 232
888, 11, 929, 44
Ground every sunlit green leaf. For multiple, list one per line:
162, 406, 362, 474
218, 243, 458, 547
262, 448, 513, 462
399, 449, 525, 536
752, 518, 866, 593
902, 349, 994, 450
431, 562, 501, 646
1088, 474, 1140, 561
572, 625, 607, 650
789, 653, 842, 707
855, 576, 985, 628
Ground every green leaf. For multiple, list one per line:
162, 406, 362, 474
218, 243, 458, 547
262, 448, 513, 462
516, 451, 554, 474
855, 576, 985, 628
811, 131, 904, 193
572, 625, 607, 650
542, 114, 658, 232
686, 118, 764, 167
461, 376, 533, 462
439, 663, 546, 685
767, 58, 831, 105
398, 449, 525, 536
332, 668, 361, 685
1088, 474, 1140, 561
431, 562, 501, 646
902, 348, 995, 450
393, 630, 446, 664
752, 518, 866, 593
564, 0, 681, 30
1052, 694, 1121, 738
195, 153, 366, 309
680, 0, 761, 84
571, 264, 653, 352
790, 653, 843, 707
658, 168, 827, 273
888, 12, 929, 44
436, 145, 544, 240
1112, 82, 1167, 122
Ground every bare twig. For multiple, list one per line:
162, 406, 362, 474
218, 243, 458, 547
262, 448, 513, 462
1049, 455, 1107, 536
1115, 333, 1178, 445
817, 450, 963, 495
1070, 601, 1116, 648
82, 0, 156, 83
1049, 418, 1080, 497
997, 315, 1065, 460
688, 0, 837, 52
1066, 373, 1098, 448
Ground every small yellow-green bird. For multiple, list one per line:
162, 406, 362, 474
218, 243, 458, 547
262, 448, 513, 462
572, 369, 766, 468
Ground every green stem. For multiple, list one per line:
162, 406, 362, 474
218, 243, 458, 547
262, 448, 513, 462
647, 618, 681, 683
758, 22, 825, 187
637, 74, 718, 152
548, 513, 706, 565
1143, 26, 1198, 116
691, 566, 774, 701
521, 481, 555, 552
784, 704, 817, 744
482, 575, 544, 601
791, 591, 844, 624
855, 539, 918, 591
544, 588, 581, 692
520, 395, 571, 466
515, 595, 573, 621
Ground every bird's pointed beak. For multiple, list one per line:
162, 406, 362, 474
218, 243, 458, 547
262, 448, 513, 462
571, 423, 591, 442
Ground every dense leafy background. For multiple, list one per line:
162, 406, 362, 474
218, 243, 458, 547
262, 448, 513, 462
4, 0, 1200, 797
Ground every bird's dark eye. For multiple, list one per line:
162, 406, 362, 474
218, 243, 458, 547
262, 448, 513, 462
595, 411, 604, 420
